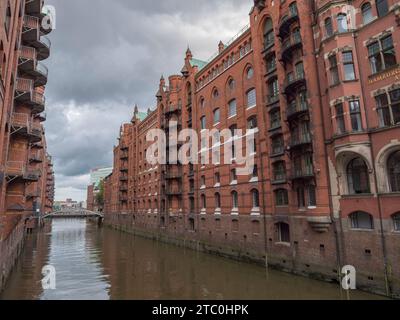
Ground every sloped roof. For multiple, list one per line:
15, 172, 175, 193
137, 112, 147, 121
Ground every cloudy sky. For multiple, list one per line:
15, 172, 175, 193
44, 0, 250, 201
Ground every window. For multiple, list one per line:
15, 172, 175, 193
308, 185, 317, 207
213, 108, 220, 124
247, 116, 257, 130
329, 55, 340, 85
335, 103, 346, 134
325, 17, 333, 37
270, 108, 281, 129
189, 218, 195, 231
297, 187, 305, 208
200, 116, 206, 130
343, 51, 356, 81
295, 62, 304, 79
268, 78, 279, 99
376, 0, 388, 17
368, 35, 396, 75
251, 189, 260, 208
252, 164, 258, 178
263, 18, 274, 48
393, 213, 400, 231
350, 211, 374, 230
214, 172, 220, 185
215, 193, 221, 208
388, 151, 400, 192
228, 99, 237, 117
376, 93, 391, 127
201, 194, 206, 208
337, 14, 348, 33
247, 88, 256, 108
200, 98, 205, 109
362, 3, 373, 24
347, 157, 371, 194
275, 189, 289, 206
349, 100, 363, 132
231, 191, 238, 208
5, 4, 11, 36
277, 222, 290, 243
230, 168, 237, 182
247, 67, 254, 79
201, 175, 206, 187
266, 54, 276, 73
272, 135, 284, 155
213, 89, 219, 99
273, 161, 286, 182
228, 79, 235, 90
376, 90, 400, 127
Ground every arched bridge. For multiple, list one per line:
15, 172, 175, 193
42, 209, 104, 219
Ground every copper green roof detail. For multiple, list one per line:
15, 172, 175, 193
190, 58, 207, 71
137, 112, 147, 121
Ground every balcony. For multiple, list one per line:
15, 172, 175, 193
165, 169, 182, 180
120, 151, 129, 160
120, 185, 128, 192
120, 176, 128, 182
281, 34, 302, 63
120, 164, 128, 172
289, 133, 312, 150
29, 151, 43, 163
120, 143, 128, 151
119, 195, 128, 202
290, 166, 315, 181
6, 161, 41, 182
266, 94, 280, 105
19, 47, 48, 87
278, 7, 299, 38
34, 112, 46, 122
284, 73, 306, 95
165, 186, 182, 196
22, 15, 51, 60
286, 101, 309, 121
15, 78, 45, 113
164, 105, 182, 115
25, 0, 44, 18
10, 113, 42, 142
26, 188, 41, 199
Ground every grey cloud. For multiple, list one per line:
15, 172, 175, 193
43, 0, 251, 200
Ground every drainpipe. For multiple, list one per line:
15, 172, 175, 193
353, 33, 391, 297
309, 11, 343, 281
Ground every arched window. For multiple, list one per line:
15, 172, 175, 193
213, 108, 220, 124
251, 189, 260, 208
213, 88, 219, 99
215, 193, 221, 208
246, 66, 254, 80
347, 157, 370, 194
276, 222, 290, 243
246, 88, 256, 108
200, 194, 207, 209
200, 116, 206, 130
231, 191, 238, 208
350, 211, 374, 229
325, 17, 333, 37
388, 151, 400, 192
200, 97, 205, 108
263, 18, 274, 48
186, 83, 192, 105
362, 2, 373, 24
376, 0, 388, 17
5, 3, 11, 36
393, 213, 400, 231
337, 13, 348, 33
247, 116, 257, 130
228, 78, 235, 91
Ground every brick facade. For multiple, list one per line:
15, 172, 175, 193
0, 0, 54, 292
98, 0, 400, 297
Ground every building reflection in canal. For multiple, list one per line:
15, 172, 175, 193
1, 219, 384, 300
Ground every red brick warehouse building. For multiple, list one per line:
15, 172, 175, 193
0, 0, 55, 291
100, 0, 400, 297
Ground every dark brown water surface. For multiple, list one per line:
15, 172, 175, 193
0, 219, 384, 300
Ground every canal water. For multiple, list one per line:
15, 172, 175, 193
0, 219, 384, 300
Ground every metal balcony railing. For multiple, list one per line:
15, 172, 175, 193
289, 133, 312, 148
286, 101, 309, 120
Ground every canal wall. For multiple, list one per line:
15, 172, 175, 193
104, 213, 399, 299
0, 215, 26, 293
